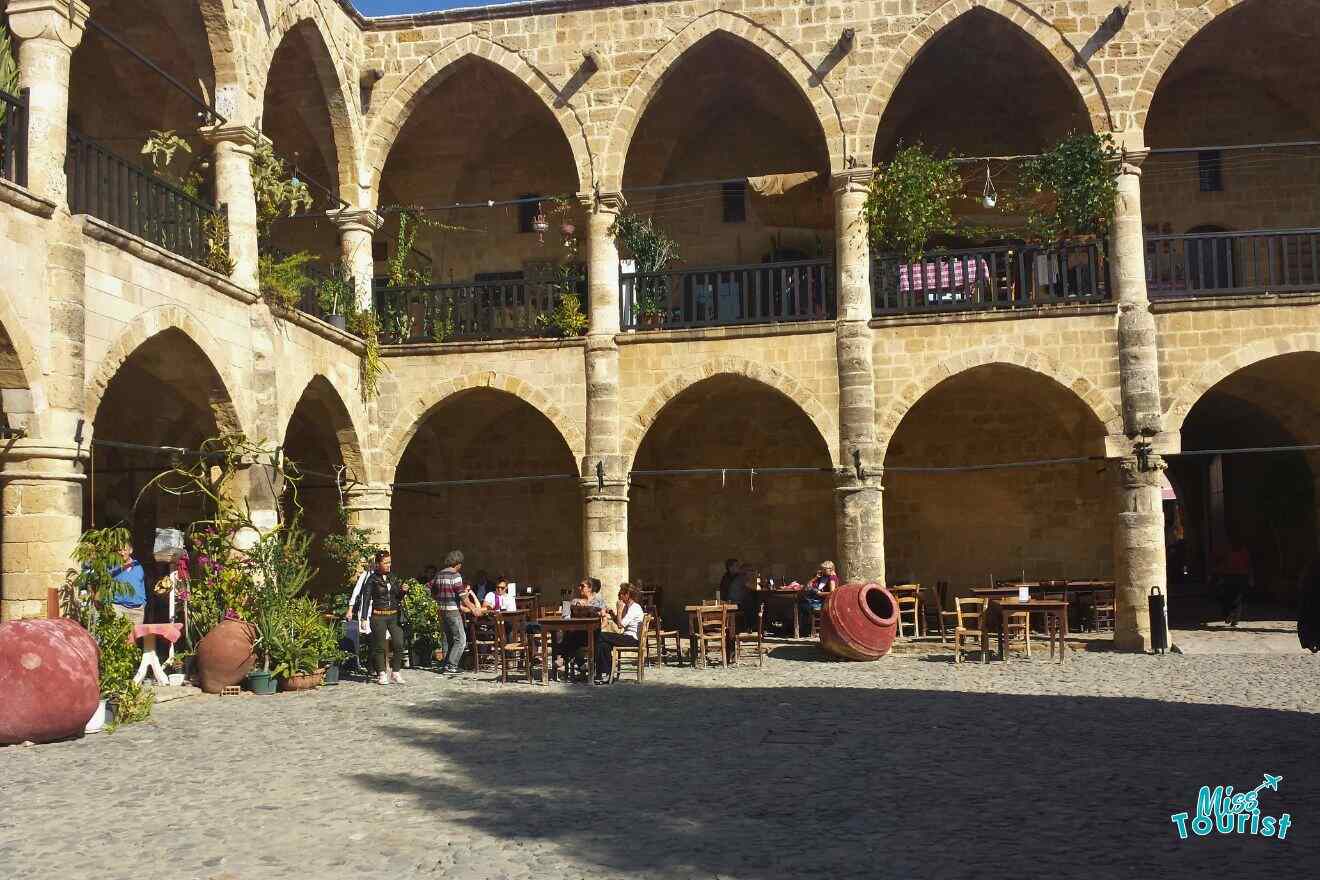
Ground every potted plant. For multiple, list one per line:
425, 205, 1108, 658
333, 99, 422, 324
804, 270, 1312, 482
315, 262, 354, 330
317, 612, 348, 685
608, 212, 679, 330
266, 596, 327, 691
402, 581, 442, 669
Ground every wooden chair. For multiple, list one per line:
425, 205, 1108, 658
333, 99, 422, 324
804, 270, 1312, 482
1000, 604, 1032, 658
466, 613, 499, 672
735, 604, 767, 667
920, 583, 945, 638
494, 614, 533, 684
1090, 589, 1116, 632
693, 605, 728, 668
645, 605, 683, 665
611, 613, 652, 682
952, 597, 988, 664
896, 594, 921, 639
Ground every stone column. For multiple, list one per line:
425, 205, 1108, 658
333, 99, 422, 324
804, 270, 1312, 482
200, 123, 265, 292
344, 484, 392, 549
6, 0, 88, 206
1110, 455, 1168, 652
831, 169, 885, 584
329, 208, 382, 312
0, 441, 86, 621
579, 191, 628, 605
1108, 129, 1168, 651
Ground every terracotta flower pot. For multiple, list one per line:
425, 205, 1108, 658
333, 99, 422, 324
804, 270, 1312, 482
819, 583, 898, 661
0, 619, 101, 745
195, 619, 256, 693
280, 669, 325, 691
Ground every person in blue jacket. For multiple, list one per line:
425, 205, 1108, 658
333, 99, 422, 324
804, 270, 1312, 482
109, 542, 147, 627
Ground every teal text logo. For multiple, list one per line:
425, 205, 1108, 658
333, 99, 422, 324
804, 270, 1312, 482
1171, 773, 1291, 840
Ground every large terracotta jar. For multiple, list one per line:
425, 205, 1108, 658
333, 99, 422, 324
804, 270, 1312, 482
194, 619, 256, 693
819, 582, 898, 661
0, 618, 101, 744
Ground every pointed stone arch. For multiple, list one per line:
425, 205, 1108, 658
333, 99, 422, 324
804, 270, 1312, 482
254, 9, 364, 200
600, 10, 847, 192
877, 347, 1120, 456
85, 306, 247, 441
0, 291, 41, 397
364, 32, 594, 202
858, 0, 1111, 161
1164, 331, 1320, 436
282, 373, 367, 484
379, 371, 586, 485
1130, 0, 1255, 128
622, 357, 838, 471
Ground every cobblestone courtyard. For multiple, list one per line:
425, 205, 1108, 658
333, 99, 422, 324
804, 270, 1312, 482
3, 646, 1316, 880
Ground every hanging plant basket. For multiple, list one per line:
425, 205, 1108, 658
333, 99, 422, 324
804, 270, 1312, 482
560, 221, 575, 237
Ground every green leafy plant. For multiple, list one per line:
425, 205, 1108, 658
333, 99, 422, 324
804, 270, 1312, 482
90, 607, 154, 730
251, 140, 313, 240
259, 251, 317, 310
609, 212, 679, 321
387, 208, 434, 287
865, 144, 962, 263
401, 579, 442, 661
62, 526, 135, 627
265, 595, 327, 679
201, 211, 236, 276
321, 505, 381, 589
1015, 132, 1120, 242
431, 302, 456, 343
141, 129, 191, 172
315, 260, 354, 318
347, 308, 385, 399
1, 17, 19, 110
536, 292, 587, 337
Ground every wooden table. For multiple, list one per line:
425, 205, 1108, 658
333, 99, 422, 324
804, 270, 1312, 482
755, 589, 804, 638
535, 616, 601, 684
972, 586, 1026, 601
685, 603, 739, 665
991, 598, 1070, 663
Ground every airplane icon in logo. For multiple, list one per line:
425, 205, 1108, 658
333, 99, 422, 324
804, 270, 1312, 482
1261, 774, 1283, 792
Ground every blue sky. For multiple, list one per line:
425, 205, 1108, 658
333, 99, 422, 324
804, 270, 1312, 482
353, 0, 517, 14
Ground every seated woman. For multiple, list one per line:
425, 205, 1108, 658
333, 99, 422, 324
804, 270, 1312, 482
594, 583, 644, 684
799, 560, 838, 636
555, 579, 604, 675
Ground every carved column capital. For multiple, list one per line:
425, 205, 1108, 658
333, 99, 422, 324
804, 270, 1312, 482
328, 208, 383, 236
6, 0, 89, 49
578, 190, 626, 215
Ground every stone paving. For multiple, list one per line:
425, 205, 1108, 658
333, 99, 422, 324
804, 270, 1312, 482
2, 643, 1317, 880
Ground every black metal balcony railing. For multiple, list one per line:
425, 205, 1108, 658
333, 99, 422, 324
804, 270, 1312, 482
620, 258, 835, 330
873, 241, 1110, 315
0, 88, 29, 188
1144, 228, 1320, 298
66, 128, 217, 265
373, 277, 579, 343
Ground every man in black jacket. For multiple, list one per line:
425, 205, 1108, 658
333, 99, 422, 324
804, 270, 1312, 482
361, 551, 409, 684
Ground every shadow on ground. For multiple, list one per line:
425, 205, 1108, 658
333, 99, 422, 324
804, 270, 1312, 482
353, 681, 1315, 879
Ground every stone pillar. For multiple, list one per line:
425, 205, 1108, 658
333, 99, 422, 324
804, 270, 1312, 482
1109, 129, 1168, 651
831, 169, 885, 584
200, 123, 265, 292
1110, 456, 1168, 652
329, 209, 382, 312
0, 441, 85, 621
6, 0, 88, 206
344, 484, 391, 549
580, 191, 628, 605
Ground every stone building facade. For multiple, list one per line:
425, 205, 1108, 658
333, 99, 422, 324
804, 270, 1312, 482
2, 0, 1318, 652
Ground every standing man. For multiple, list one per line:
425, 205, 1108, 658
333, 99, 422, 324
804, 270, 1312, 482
359, 551, 408, 685
109, 542, 147, 627
432, 550, 468, 675
343, 558, 375, 671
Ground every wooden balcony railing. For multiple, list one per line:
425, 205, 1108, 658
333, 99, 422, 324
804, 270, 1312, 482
0, 87, 28, 188
872, 240, 1110, 315
620, 258, 834, 330
1144, 228, 1320, 298
373, 277, 582, 343
66, 128, 216, 265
